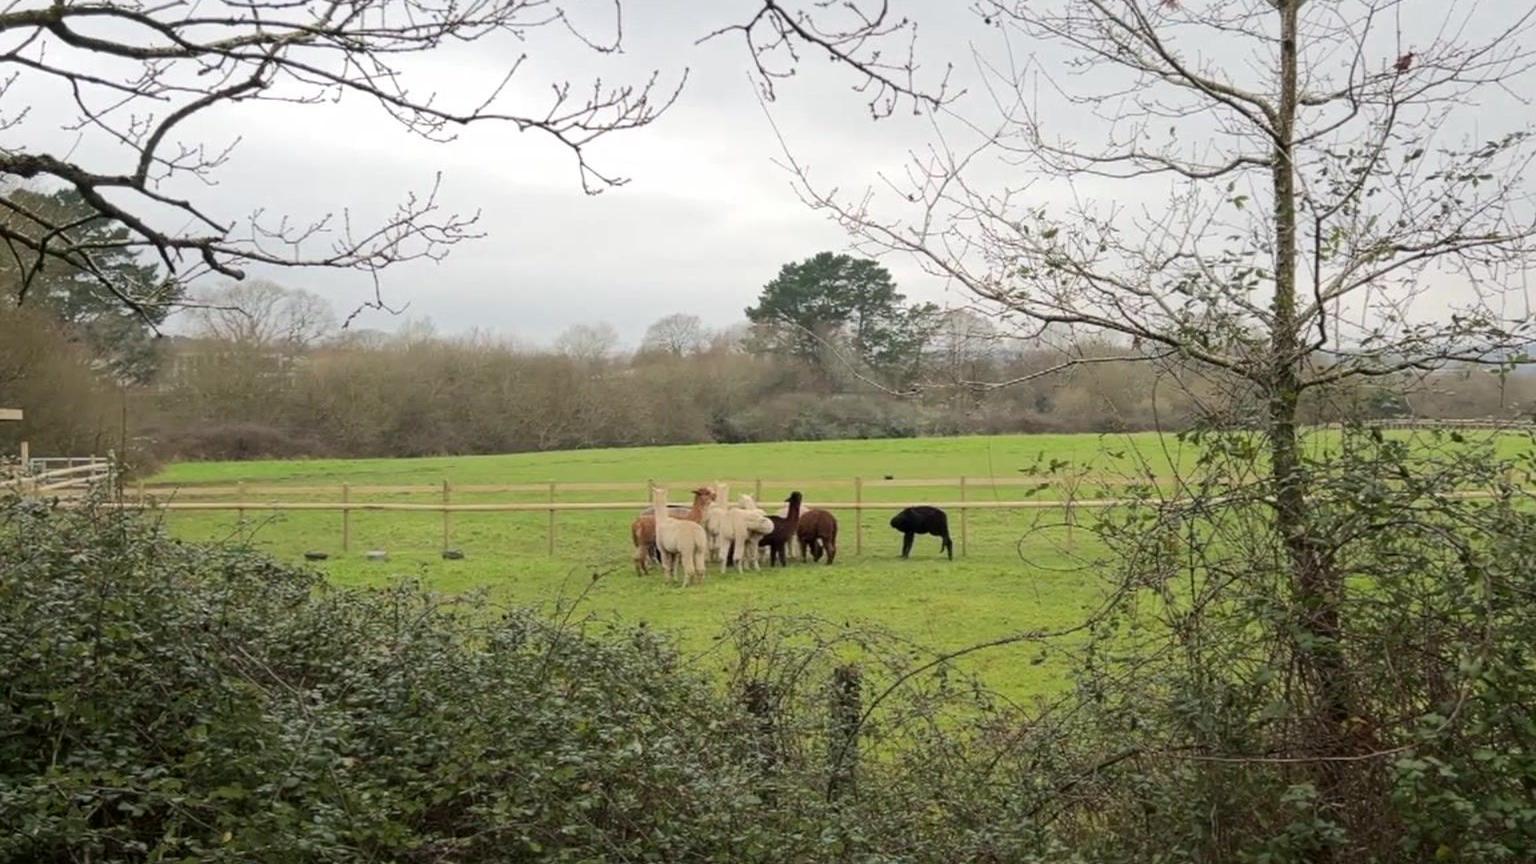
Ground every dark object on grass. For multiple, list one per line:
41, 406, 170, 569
442, 548, 465, 560
365, 550, 389, 562
303, 550, 329, 561
758, 491, 803, 567
797, 509, 838, 565
889, 506, 953, 560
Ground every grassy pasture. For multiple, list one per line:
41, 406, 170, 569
143, 430, 1533, 700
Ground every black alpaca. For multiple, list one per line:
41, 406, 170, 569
889, 506, 954, 560
759, 491, 803, 567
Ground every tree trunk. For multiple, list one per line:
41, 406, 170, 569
1270, 0, 1352, 847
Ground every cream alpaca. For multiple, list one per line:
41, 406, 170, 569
652, 486, 710, 586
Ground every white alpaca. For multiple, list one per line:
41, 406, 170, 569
704, 482, 735, 566
653, 486, 709, 586
704, 484, 765, 574
731, 493, 775, 572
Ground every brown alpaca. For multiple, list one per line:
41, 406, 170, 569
632, 487, 714, 575
796, 509, 838, 565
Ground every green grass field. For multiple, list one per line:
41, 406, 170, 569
144, 430, 1534, 700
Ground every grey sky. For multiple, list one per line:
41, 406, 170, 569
16, 1, 1533, 348
164, 2, 994, 346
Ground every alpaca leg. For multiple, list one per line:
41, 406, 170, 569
683, 539, 701, 586
633, 543, 648, 576
731, 526, 746, 573
825, 540, 836, 565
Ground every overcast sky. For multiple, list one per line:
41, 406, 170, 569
167, 2, 997, 347
18, 1, 1532, 348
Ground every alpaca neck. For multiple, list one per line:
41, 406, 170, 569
784, 499, 801, 526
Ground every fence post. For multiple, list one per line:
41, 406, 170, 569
137, 479, 146, 508
236, 481, 245, 529
341, 483, 351, 552
828, 664, 862, 802
1065, 487, 1076, 552
547, 481, 557, 556
854, 477, 863, 557
441, 480, 452, 552
960, 475, 969, 558
755, 477, 763, 502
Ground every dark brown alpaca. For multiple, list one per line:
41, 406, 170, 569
796, 509, 838, 564
759, 491, 803, 567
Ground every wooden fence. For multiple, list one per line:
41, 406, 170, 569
119, 475, 1165, 558
1, 457, 116, 495
1347, 418, 1536, 432
110, 472, 1531, 558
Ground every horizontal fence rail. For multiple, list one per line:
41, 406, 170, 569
108, 498, 1149, 513
2, 458, 115, 494
87, 474, 1532, 560
133, 476, 1163, 497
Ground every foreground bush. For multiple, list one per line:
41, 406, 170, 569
9, 427, 1536, 864
0, 501, 830, 862
0, 498, 1062, 863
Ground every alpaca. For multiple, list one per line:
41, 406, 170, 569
758, 491, 803, 567
733, 494, 775, 571
653, 486, 711, 586
778, 502, 817, 559
702, 484, 775, 574
890, 506, 954, 560
720, 493, 774, 574
703, 482, 736, 566
632, 488, 711, 576
796, 508, 838, 565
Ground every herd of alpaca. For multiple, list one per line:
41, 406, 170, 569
630, 484, 839, 585
630, 486, 953, 586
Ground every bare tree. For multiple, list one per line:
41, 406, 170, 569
0, 0, 681, 321
640, 313, 710, 357
554, 321, 619, 363
744, 0, 1536, 834
0, 0, 957, 326
190, 281, 335, 351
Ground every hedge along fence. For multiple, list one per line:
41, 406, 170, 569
118, 474, 1171, 558
119, 473, 1532, 559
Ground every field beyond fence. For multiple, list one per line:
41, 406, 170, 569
125, 474, 1150, 557
18, 430, 1535, 699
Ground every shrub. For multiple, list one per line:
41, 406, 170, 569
151, 421, 327, 460
0, 495, 1085, 863
0, 499, 818, 862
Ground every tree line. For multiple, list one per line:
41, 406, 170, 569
3, 238, 1531, 464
